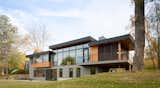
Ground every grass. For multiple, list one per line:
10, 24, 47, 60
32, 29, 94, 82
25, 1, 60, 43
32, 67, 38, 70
0, 70, 160, 88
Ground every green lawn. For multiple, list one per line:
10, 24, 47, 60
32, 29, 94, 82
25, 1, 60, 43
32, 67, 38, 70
0, 70, 160, 88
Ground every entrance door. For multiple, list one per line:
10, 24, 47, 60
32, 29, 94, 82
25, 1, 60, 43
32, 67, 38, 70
46, 69, 57, 80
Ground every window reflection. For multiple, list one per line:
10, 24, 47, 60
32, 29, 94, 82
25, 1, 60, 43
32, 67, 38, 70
58, 52, 63, 65
35, 55, 49, 63
76, 49, 83, 64
53, 43, 90, 66
69, 50, 76, 58
63, 51, 69, 59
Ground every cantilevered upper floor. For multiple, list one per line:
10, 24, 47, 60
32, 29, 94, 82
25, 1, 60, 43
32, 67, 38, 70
89, 34, 134, 63
26, 51, 55, 68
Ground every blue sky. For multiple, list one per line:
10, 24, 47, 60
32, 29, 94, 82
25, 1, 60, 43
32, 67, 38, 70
0, 0, 133, 49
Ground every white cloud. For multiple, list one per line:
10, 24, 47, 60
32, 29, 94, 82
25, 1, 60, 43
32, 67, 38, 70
79, 0, 133, 38
37, 0, 133, 44
0, 8, 39, 35
0, 0, 134, 46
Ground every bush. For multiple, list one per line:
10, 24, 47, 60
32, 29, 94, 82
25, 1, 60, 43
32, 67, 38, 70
9, 69, 28, 74
61, 56, 75, 65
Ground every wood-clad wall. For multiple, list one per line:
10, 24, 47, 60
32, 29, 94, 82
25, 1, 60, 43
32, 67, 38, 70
32, 62, 51, 68
90, 46, 98, 63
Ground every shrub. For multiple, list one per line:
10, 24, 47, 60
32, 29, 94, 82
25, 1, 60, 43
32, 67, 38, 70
61, 56, 75, 65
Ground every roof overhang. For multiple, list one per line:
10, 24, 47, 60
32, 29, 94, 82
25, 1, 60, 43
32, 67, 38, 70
26, 51, 54, 58
89, 34, 134, 50
49, 36, 96, 50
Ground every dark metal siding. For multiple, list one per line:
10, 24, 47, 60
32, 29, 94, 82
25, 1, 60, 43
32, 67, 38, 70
98, 43, 118, 61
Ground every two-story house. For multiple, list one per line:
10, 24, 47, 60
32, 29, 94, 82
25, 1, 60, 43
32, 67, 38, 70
26, 34, 134, 80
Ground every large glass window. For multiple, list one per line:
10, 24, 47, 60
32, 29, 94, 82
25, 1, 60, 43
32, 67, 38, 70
83, 44, 89, 48
58, 52, 63, 65
51, 54, 55, 66
53, 43, 90, 65
54, 54, 58, 66
64, 47, 69, 52
70, 46, 76, 50
84, 48, 89, 63
69, 50, 76, 59
43, 56, 49, 62
76, 49, 83, 64
36, 58, 42, 63
58, 49, 63, 52
77, 45, 83, 49
34, 54, 50, 63
63, 51, 69, 59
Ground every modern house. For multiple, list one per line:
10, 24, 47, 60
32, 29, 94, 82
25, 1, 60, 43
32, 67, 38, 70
26, 34, 134, 80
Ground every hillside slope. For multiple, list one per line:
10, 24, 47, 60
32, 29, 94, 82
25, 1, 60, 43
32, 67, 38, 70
0, 70, 160, 88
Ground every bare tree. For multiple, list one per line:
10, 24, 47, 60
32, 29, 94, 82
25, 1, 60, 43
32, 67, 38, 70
146, 0, 160, 69
27, 23, 49, 53
145, 19, 157, 69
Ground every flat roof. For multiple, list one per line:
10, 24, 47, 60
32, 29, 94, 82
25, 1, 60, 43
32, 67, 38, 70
49, 36, 96, 50
89, 34, 134, 47
26, 51, 54, 58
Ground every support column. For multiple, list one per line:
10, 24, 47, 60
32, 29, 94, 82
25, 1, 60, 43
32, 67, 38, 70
57, 68, 59, 80
29, 61, 34, 79
118, 42, 122, 60
73, 67, 76, 78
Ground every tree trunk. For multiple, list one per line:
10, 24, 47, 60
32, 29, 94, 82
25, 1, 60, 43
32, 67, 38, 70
133, 0, 145, 71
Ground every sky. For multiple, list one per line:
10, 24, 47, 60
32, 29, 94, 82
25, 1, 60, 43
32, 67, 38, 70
0, 0, 134, 50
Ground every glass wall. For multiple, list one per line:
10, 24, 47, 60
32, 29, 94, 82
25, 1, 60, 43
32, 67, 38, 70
57, 52, 63, 65
84, 48, 89, 63
53, 43, 90, 66
34, 54, 49, 63
76, 49, 83, 64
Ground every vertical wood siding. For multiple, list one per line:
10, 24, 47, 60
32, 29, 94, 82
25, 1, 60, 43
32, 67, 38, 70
90, 46, 98, 63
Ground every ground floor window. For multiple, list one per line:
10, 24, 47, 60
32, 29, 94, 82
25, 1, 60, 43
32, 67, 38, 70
34, 69, 45, 77
76, 68, 81, 77
59, 68, 63, 77
90, 67, 96, 74
69, 68, 73, 77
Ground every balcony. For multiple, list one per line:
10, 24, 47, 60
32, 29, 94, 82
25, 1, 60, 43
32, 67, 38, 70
32, 62, 52, 68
